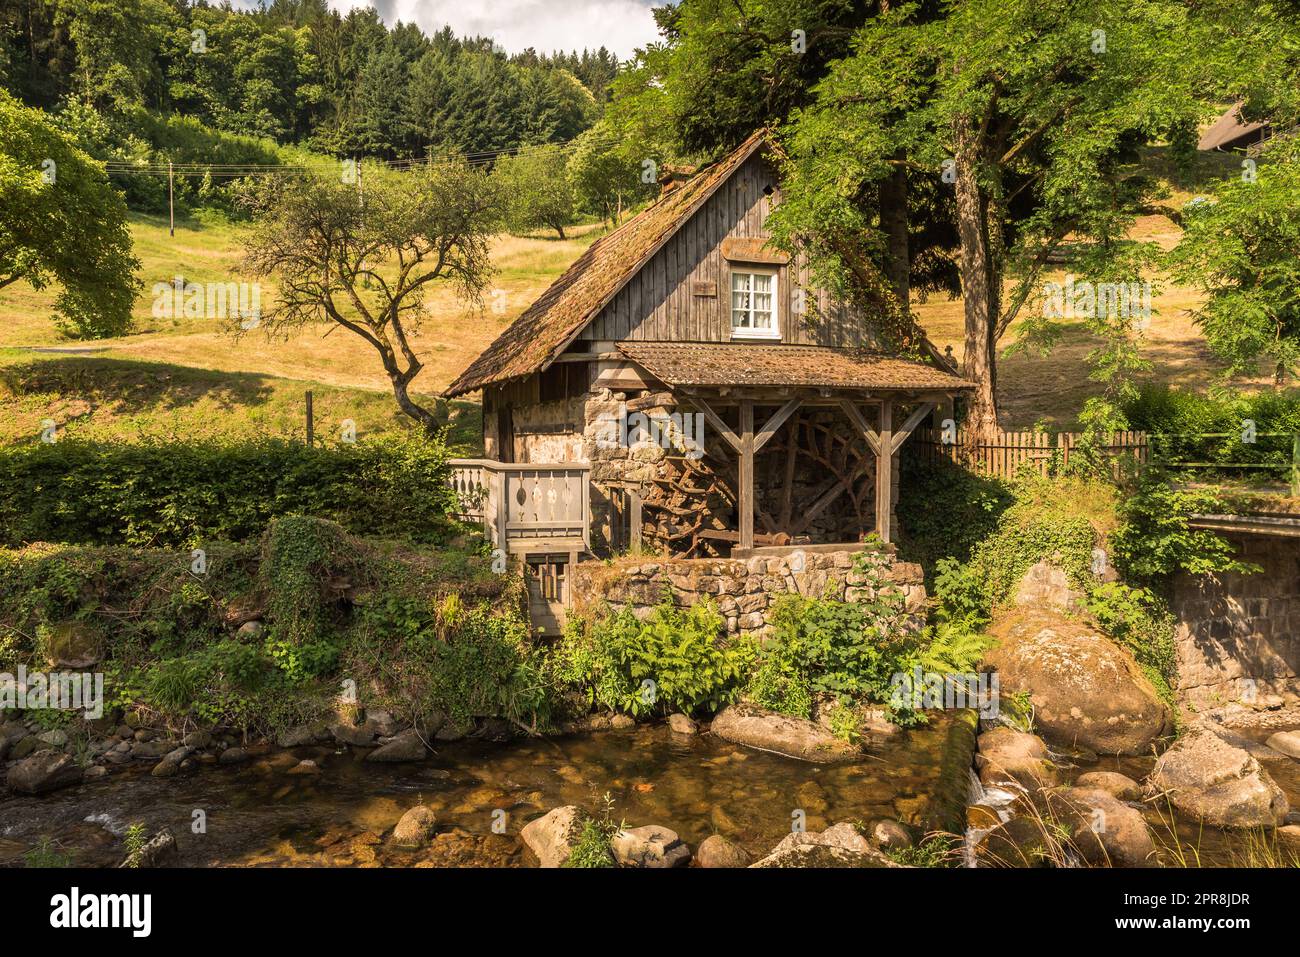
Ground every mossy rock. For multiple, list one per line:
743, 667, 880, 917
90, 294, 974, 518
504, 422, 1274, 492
41, 621, 102, 669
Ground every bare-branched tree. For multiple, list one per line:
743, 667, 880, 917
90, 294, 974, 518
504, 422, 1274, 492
242, 160, 502, 433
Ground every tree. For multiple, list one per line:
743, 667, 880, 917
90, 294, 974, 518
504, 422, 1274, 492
242, 161, 503, 432
518, 69, 596, 144
1172, 147, 1300, 383
495, 144, 577, 239
51, 0, 173, 111
774, 0, 1206, 434
0, 90, 140, 338
567, 121, 649, 226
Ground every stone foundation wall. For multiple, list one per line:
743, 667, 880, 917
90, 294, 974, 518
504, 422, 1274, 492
572, 546, 927, 638
1172, 532, 1300, 709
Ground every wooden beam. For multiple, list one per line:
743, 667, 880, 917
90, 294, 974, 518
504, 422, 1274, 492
788, 480, 850, 537
626, 390, 675, 412
629, 487, 642, 551
739, 400, 755, 551
754, 396, 803, 452
876, 398, 893, 544
687, 396, 741, 452
838, 399, 881, 456
778, 415, 799, 528
890, 401, 937, 454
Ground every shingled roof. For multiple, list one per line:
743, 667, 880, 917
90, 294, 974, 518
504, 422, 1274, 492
616, 343, 972, 392
1198, 103, 1270, 152
444, 131, 772, 397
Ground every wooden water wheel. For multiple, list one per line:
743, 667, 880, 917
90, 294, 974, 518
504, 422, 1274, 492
638, 452, 735, 557
765, 413, 875, 540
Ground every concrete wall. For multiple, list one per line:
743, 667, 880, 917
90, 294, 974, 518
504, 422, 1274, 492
1172, 531, 1300, 709
572, 546, 927, 639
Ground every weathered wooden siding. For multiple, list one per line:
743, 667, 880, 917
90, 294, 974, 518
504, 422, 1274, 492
580, 153, 881, 349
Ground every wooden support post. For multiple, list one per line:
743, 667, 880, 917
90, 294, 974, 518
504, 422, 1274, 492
629, 486, 643, 552
739, 399, 755, 551
168, 161, 175, 237
876, 399, 893, 544
494, 469, 508, 554
305, 390, 314, 447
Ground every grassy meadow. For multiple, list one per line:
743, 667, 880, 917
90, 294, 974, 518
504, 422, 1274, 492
0, 146, 1263, 445
0, 213, 606, 452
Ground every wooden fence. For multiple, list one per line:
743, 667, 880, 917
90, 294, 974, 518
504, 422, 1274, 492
912, 427, 1149, 479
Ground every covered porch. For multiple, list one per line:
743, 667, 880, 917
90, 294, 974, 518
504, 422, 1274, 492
613, 343, 972, 556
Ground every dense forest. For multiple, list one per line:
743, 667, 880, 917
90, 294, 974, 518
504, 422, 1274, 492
0, 0, 618, 157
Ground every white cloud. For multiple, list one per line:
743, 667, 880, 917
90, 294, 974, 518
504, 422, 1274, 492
323, 0, 662, 59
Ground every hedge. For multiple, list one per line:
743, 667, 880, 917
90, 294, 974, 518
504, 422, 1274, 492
0, 435, 460, 547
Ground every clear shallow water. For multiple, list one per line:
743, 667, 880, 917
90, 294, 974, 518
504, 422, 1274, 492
0, 719, 963, 868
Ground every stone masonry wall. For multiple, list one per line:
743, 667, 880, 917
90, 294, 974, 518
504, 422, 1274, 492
1172, 532, 1300, 709
572, 546, 927, 638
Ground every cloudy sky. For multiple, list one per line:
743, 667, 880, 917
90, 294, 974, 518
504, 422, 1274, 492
302, 1, 664, 58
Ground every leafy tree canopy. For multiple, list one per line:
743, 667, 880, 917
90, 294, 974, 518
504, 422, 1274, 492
0, 89, 140, 338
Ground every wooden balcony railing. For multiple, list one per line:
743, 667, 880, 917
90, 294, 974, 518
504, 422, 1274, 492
448, 458, 591, 553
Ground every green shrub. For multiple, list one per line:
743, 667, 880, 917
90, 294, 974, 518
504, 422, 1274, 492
1083, 582, 1178, 704
555, 597, 751, 717
261, 515, 363, 647
0, 520, 523, 734
1123, 384, 1300, 478
0, 435, 459, 548
742, 550, 994, 728
897, 455, 1014, 580
414, 604, 553, 728
1110, 473, 1260, 586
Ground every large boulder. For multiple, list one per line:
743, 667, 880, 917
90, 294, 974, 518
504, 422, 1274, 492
1074, 771, 1142, 802
7, 751, 83, 795
751, 822, 898, 868
986, 607, 1172, 756
366, 729, 427, 763
611, 825, 691, 868
1043, 787, 1156, 867
41, 620, 102, 669
711, 703, 861, 763
974, 816, 1053, 868
520, 806, 592, 868
277, 723, 330, 748
1014, 559, 1086, 613
1266, 731, 1300, 760
975, 727, 1058, 791
1147, 730, 1289, 828
392, 806, 438, 847
696, 835, 751, 868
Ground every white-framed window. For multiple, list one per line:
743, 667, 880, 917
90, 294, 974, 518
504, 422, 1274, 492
730, 268, 780, 339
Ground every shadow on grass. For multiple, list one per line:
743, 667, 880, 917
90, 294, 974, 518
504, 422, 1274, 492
0, 354, 277, 418
0, 352, 487, 451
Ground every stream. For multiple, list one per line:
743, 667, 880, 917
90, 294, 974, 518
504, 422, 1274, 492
0, 718, 965, 867
3, 717, 1295, 867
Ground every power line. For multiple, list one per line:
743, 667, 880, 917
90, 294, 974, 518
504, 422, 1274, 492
102, 137, 585, 178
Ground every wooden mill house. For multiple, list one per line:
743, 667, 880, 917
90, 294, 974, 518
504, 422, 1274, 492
444, 131, 971, 625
